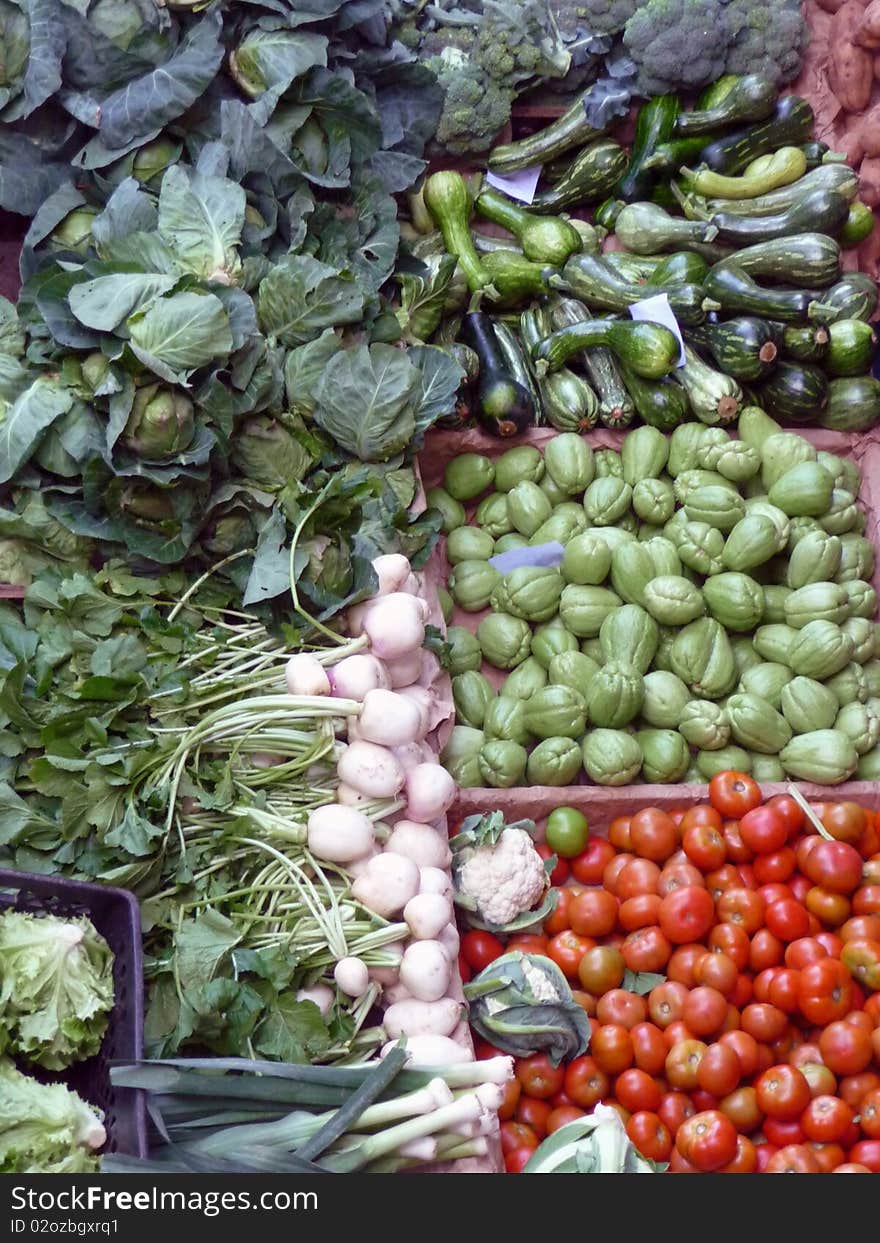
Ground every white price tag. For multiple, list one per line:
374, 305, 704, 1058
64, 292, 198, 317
485, 166, 542, 205
629, 292, 687, 367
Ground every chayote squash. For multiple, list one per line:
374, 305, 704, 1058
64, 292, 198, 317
786, 530, 842, 589
726, 692, 792, 754
780, 676, 841, 733
611, 540, 657, 606
760, 432, 817, 491
684, 484, 746, 533
599, 604, 659, 674
702, 572, 764, 632
820, 489, 860, 536
544, 434, 595, 495
452, 671, 496, 729
507, 480, 553, 537
835, 701, 880, 756
560, 584, 622, 637
675, 470, 737, 505
696, 745, 752, 779
583, 476, 632, 526
786, 516, 823, 553
680, 699, 730, 750
857, 744, 880, 780
865, 660, 880, 697
548, 650, 601, 699
441, 726, 485, 788
670, 618, 737, 699
478, 739, 528, 788
594, 448, 623, 478
672, 521, 725, 577
842, 579, 878, 620
475, 492, 514, 538
582, 638, 604, 663
490, 566, 564, 623
753, 623, 799, 665
446, 625, 483, 675
721, 514, 780, 574
527, 737, 584, 786
614, 511, 640, 537
817, 450, 852, 491
731, 636, 762, 676
743, 500, 791, 551
633, 477, 676, 525
643, 537, 682, 578
446, 526, 496, 565
494, 533, 530, 554
541, 473, 569, 506
750, 755, 786, 781
762, 586, 792, 625
787, 620, 855, 679
450, 560, 502, 612
530, 509, 588, 546
779, 730, 858, 784
784, 581, 850, 629
837, 533, 875, 584
444, 453, 495, 501
524, 685, 588, 740
504, 656, 548, 700
768, 461, 835, 518
438, 586, 454, 624
562, 531, 613, 586
641, 671, 692, 729
841, 617, 876, 664
531, 620, 579, 669
586, 662, 645, 728
426, 486, 466, 534
622, 425, 669, 485
643, 575, 706, 626
739, 662, 793, 711
637, 729, 691, 784
668, 424, 719, 476
493, 445, 545, 492
582, 729, 642, 785
477, 612, 533, 669
703, 439, 761, 484
653, 625, 679, 674
824, 661, 868, 707
483, 694, 533, 745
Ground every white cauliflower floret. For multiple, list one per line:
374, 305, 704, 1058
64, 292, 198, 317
456, 828, 548, 928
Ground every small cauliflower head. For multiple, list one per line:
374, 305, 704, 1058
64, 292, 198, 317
457, 827, 548, 928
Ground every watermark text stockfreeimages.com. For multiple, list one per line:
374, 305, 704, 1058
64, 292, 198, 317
10, 1186, 318, 1220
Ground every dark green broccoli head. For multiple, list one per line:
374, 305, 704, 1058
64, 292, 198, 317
623, 0, 730, 96
723, 0, 809, 86
570, 0, 646, 37
427, 47, 515, 154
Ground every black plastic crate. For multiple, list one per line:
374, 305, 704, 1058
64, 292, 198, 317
0, 869, 148, 1158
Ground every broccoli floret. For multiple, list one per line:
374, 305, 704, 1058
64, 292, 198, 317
473, 0, 571, 87
566, 0, 645, 37
723, 0, 809, 86
427, 46, 515, 153
623, 0, 730, 96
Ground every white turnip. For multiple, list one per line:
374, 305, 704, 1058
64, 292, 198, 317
371, 554, 412, 595
383, 649, 424, 689
382, 998, 462, 1040
381, 980, 413, 1005
296, 983, 335, 1016
404, 892, 453, 941
419, 866, 454, 902
285, 653, 330, 697
328, 654, 390, 700
394, 686, 433, 740
357, 689, 423, 748
405, 764, 456, 823
386, 821, 451, 870
399, 940, 451, 1002
333, 956, 370, 998
337, 739, 405, 798
362, 593, 428, 661
335, 783, 377, 810
391, 741, 434, 773
380, 1034, 470, 1066
306, 805, 375, 864
351, 852, 419, 918
437, 923, 461, 960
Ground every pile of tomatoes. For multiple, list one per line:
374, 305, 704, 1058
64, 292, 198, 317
456, 776, 880, 1174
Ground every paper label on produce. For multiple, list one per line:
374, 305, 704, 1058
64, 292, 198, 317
490, 541, 565, 573
629, 292, 687, 367
485, 166, 542, 205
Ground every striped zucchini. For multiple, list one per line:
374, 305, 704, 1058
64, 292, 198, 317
688, 316, 778, 381
756, 361, 829, 424
727, 233, 841, 290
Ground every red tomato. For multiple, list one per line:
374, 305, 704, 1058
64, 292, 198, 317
615, 1067, 662, 1114
765, 794, 804, 837
722, 820, 754, 865
648, 980, 689, 1029
750, 928, 785, 972
457, 953, 471, 984
849, 1140, 880, 1171
504, 1147, 535, 1173
789, 873, 811, 904
741, 1003, 788, 1043
765, 899, 811, 943
764, 1144, 822, 1174
498, 1077, 521, 1121
818, 801, 866, 845
755, 1064, 812, 1120
665, 1039, 708, 1091
806, 886, 851, 928
696, 1042, 741, 1098
839, 1071, 880, 1109
859, 1088, 880, 1138
622, 925, 671, 974
753, 847, 797, 885
542, 887, 572, 936
570, 837, 616, 885
841, 915, 880, 944
505, 934, 549, 957
854, 885, 880, 916
682, 986, 728, 1039
718, 1134, 758, 1173
602, 852, 635, 896
763, 1116, 805, 1148
676, 1109, 738, 1171
841, 938, 880, 991
618, 893, 662, 932
626, 1111, 672, 1162
818, 1020, 873, 1075
591, 1024, 634, 1075
800, 1062, 837, 1098
719, 1085, 762, 1132
500, 1122, 538, 1156
717, 887, 765, 935
730, 973, 753, 1008
616, 858, 662, 901
719, 1030, 760, 1078
596, 989, 648, 1029
739, 804, 789, 855
563, 1056, 609, 1110
546, 1105, 584, 1133
785, 936, 829, 970
667, 944, 708, 986
678, 805, 722, 834
694, 949, 738, 997
798, 958, 855, 1025
803, 840, 864, 895
630, 1022, 668, 1075
833, 1163, 873, 1173
460, 929, 504, 972
767, 967, 802, 1014
754, 1143, 780, 1173
657, 864, 706, 896
658, 1091, 696, 1134
800, 1094, 855, 1143
659, 886, 715, 944
569, 888, 618, 938
629, 808, 678, 863
546, 930, 594, 978
682, 823, 727, 872
709, 772, 762, 818
535, 841, 569, 887
709, 923, 750, 970
608, 816, 632, 852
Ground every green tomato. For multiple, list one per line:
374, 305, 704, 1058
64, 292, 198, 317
544, 806, 589, 858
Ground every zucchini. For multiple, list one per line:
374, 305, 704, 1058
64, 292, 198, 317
532, 317, 681, 379
677, 345, 743, 426
615, 95, 680, 204
613, 202, 719, 255
560, 252, 710, 325
696, 163, 859, 218
839, 201, 875, 248
813, 273, 879, 324
708, 189, 850, 247
461, 312, 536, 438
799, 141, 846, 170
475, 186, 582, 266
756, 361, 829, 424
549, 298, 635, 429
605, 252, 662, 282
647, 252, 710, 286
530, 140, 628, 213
519, 307, 599, 432
618, 364, 691, 431
488, 92, 606, 174
822, 376, 880, 431
423, 171, 493, 294
703, 263, 819, 321
687, 316, 778, 381
698, 95, 815, 175
774, 323, 829, 363
480, 249, 557, 309
826, 320, 877, 376
493, 320, 543, 425
675, 74, 778, 136
682, 146, 807, 200
642, 136, 713, 176
724, 233, 841, 289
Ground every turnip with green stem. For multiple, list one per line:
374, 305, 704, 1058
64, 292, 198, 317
399, 940, 451, 1002
386, 821, 451, 870
337, 739, 406, 798
404, 892, 453, 941
350, 852, 420, 919
404, 764, 456, 823
384, 649, 424, 688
